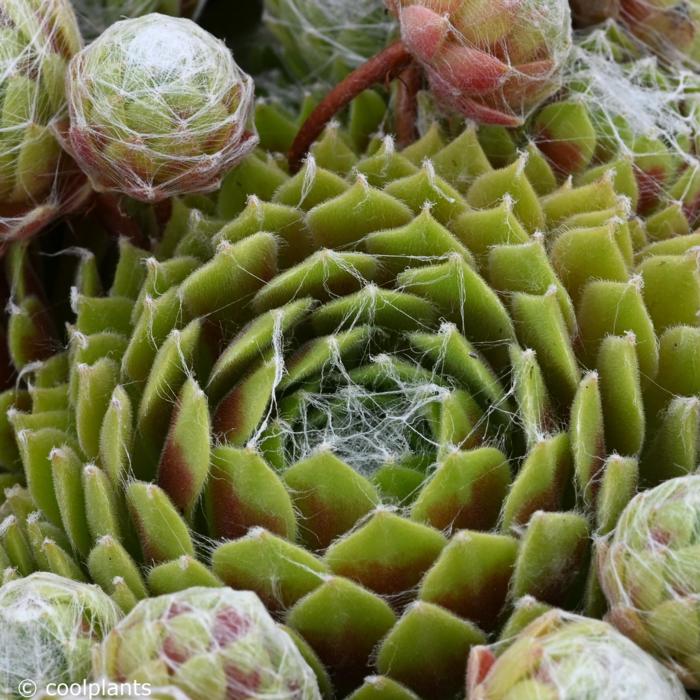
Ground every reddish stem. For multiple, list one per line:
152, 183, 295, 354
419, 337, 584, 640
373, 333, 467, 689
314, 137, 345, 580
395, 62, 422, 149
288, 40, 414, 173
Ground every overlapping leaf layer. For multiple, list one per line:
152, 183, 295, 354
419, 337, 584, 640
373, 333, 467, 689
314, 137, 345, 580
1, 94, 699, 699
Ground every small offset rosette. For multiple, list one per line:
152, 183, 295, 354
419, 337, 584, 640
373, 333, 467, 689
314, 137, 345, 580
0, 572, 122, 698
0, 0, 88, 246
93, 586, 321, 700
467, 609, 688, 699
600, 475, 700, 689
386, 0, 573, 126
66, 14, 258, 203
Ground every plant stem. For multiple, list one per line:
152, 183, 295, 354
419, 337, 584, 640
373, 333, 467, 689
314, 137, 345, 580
395, 62, 422, 149
288, 40, 414, 172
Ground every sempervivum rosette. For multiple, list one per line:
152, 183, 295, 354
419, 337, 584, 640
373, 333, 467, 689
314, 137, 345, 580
599, 476, 700, 689
93, 587, 321, 699
467, 609, 688, 699
66, 14, 258, 203
0, 0, 88, 247
387, 0, 572, 126
287, 0, 573, 170
1, 78, 700, 697
0, 572, 121, 698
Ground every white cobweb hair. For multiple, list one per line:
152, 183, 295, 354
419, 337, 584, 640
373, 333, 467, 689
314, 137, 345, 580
0, 571, 122, 696
565, 22, 699, 172
0, 0, 88, 243
94, 586, 321, 699
66, 13, 258, 203
262, 0, 396, 81
470, 610, 688, 699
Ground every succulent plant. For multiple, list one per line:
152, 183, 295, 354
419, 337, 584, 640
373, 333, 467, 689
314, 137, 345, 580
534, 22, 700, 220
467, 609, 689, 699
388, 0, 573, 126
263, 0, 395, 82
66, 13, 258, 203
1, 80, 700, 697
71, 0, 204, 41
287, 0, 572, 170
0, 0, 89, 246
599, 475, 700, 689
94, 586, 321, 699
0, 571, 121, 697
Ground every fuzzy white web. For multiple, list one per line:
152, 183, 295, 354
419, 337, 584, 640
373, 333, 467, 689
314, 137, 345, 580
599, 475, 700, 684
0, 0, 84, 241
472, 610, 689, 698
263, 0, 396, 82
0, 572, 121, 696
66, 14, 258, 203
94, 586, 321, 699
567, 24, 699, 169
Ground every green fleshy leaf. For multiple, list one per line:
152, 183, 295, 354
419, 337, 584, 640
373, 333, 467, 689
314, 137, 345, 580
18, 428, 77, 526
99, 385, 133, 488
511, 290, 580, 406
284, 449, 379, 549
411, 447, 510, 532
570, 371, 606, 509
509, 345, 555, 448
375, 601, 486, 699
325, 511, 446, 596
639, 252, 700, 332
287, 576, 396, 695
87, 535, 148, 599
306, 178, 413, 249
206, 446, 296, 540
467, 157, 544, 233
83, 463, 125, 543
641, 396, 699, 484
212, 527, 328, 612
179, 233, 279, 322
126, 481, 195, 563
382, 165, 469, 226
419, 530, 518, 631
253, 251, 379, 314
578, 278, 658, 381
596, 455, 638, 535
511, 511, 590, 608
75, 358, 119, 461
147, 556, 222, 594
488, 239, 575, 332
156, 377, 210, 518
366, 208, 474, 275
597, 333, 645, 457
400, 258, 516, 368
51, 445, 91, 557
501, 433, 573, 531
